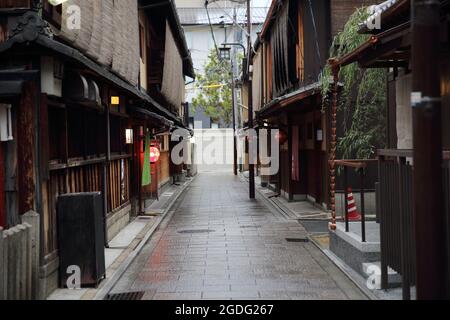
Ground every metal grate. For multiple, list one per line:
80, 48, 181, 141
178, 229, 215, 234
105, 291, 145, 300
286, 238, 310, 243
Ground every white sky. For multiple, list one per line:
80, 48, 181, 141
252, 0, 272, 7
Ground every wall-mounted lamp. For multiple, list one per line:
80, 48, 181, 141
111, 96, 120, 105
125, 129, 134, 144
316, 129, 324, 142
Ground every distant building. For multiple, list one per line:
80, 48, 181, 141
175, 0, 267, 129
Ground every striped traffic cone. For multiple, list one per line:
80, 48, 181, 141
347, 188, 361, 221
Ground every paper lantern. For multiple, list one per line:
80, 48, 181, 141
150, 147, 160, 163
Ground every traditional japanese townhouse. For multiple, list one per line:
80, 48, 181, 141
329, 0, 450, 299
137, 0, 195, 207
0, 0, 193, 298
251, 0, 372, 208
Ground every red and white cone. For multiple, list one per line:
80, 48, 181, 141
347, 188, 361, 221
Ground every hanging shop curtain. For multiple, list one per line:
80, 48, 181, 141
142, 132, 152, 186
270, 1, 290, 98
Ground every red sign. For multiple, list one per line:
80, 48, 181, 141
150, 146, 160, 163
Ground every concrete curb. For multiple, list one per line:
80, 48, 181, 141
93, 177, 195, 300
308, 235, 378, 300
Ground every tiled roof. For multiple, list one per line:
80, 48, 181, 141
177, 7, 269, 25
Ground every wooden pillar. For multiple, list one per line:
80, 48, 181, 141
288, 117, 293, 201
0, 143, 5, 228
17, 82, 37, 215
102, 103, 110, 247
411, 0, 447, 299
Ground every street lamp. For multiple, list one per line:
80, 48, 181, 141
219, 46, 231, 61
221, 42, 246, 58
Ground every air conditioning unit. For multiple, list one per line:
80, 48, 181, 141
0, 104, 13, 142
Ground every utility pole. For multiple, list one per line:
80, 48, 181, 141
411, 0, 448, 299
247, 0, 255, 199
232, 7, 238, 176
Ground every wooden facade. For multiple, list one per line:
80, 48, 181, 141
253, 0, 371, 207
0, 0, 193, 298
330, 0, 450, 298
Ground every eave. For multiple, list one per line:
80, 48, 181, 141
0, 11, 186, 128
256, 82, 321, 119
332, 21, 411, 69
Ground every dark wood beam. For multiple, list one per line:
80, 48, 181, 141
0, 141, 5, 228
360, 60, 409, 69
17, 81, 36, 215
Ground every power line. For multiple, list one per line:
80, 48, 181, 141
205, 1, 220, 59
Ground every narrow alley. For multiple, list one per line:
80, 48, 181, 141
1, 0, 449, 305
110, 173, 366, 300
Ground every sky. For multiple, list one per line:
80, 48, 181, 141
252, 0, 272, 7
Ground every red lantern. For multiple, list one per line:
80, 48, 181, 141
275, 130, 288, 145
150, 146, 160, 163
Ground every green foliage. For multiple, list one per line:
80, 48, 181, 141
321, 7, 387, 159
191, 50, 233, 126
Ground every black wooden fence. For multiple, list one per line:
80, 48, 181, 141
378, 149, 450, 300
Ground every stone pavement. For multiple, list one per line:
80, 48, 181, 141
110, 172, 367, 300
48, 180, 191, 300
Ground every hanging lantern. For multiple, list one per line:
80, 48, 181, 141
150, 146, 160, 163
275, 130, 288, 145
125, 129, 134, 144
110, 96, 120, 105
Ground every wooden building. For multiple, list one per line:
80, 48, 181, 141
329, 0, 450, 299
251, 0, 372, 208
0, 0, 193, 298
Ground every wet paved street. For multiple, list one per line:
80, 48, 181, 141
111, 173, 366, 300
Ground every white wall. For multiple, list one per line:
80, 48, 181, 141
193, 128, 235, 172
396, 73, 413, 149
